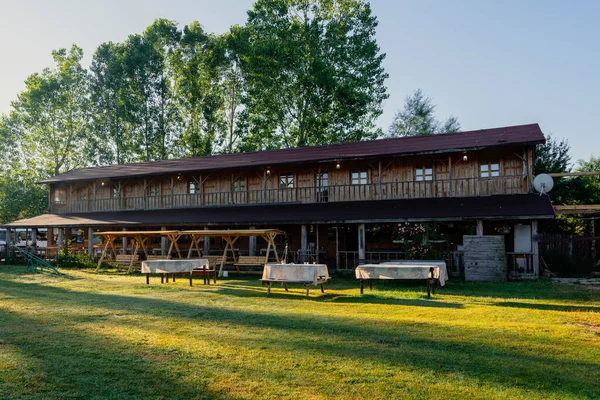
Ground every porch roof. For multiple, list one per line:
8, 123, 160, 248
3, 194, 554, 228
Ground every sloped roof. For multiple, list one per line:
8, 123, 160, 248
40, 123, 544, 184
3, 194, 554, 228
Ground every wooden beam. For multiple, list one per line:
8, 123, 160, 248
547, 171, 600, 178
554, 204, 600, 214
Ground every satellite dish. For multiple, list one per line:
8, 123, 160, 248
533, 174, 554, 195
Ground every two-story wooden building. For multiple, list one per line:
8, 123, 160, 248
4, 123, 554, 279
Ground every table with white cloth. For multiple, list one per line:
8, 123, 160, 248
261, 263, 330, 297
355, 260, 448, 298
141, 259, 211, 286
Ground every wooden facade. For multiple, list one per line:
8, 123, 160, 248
49, 147, 534, 214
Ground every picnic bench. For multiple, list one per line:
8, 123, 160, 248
260, 263, 330, 297
235, 256, 265, 266
114, 254, 140, 269
355, 261, 448, 298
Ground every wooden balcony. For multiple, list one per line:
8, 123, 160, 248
50, 175, 528, 214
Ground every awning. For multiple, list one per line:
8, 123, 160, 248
2, 194, 554, 228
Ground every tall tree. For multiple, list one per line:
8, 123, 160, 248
238, 0, 388, 150
171, 22, 224, 157
388, 89, 460, 137
11, 45, 90, 176
89, 41, 134, 165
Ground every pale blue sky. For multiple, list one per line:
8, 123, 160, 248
0, 0, 598, 164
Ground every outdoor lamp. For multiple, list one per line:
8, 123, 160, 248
335, 162, 341, 169
462, 154, 468, 162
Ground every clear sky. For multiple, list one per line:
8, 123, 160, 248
1, 0, 598, 164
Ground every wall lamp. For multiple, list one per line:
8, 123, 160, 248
335, 162, 341, 169
462, 154, 468, 162
266, 168, 271, 175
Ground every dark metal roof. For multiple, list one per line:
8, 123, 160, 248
4, 194, 554, 228
40, 123, 545, 184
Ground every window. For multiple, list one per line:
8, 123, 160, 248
189, 182, 200, 194
351, 169, 368, 185
79, 191, 87, 201
149, 183, 160, 197
317, 172, 329, 202
480, 159, 500, 178
415, 165, 433, 182
280, 173, 294, 189
232, 176, 247, 192
54, 188, 67, 204
112, 187, 120, 199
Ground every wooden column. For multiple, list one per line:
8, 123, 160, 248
249, 226, 256, 256
6, 229, 12, 259
48, 228, 55, 247
161, 226, 167, 256
88, 228, 94, 256
300, 224, 308, 262
476, 220, 484, 236
57, 229, 64, 253
122, 227, 127, 255
203, 226, 210, 255
335, 225, 340, 270
358, 223, 366, 264
316, 224, 320, 263
31, 228, 37, 253
532, 220, 539, 277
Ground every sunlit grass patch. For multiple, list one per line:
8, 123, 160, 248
0, 265, 598, 399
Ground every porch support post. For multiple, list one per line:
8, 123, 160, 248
532, 220, 539, 277
31, 228, 37, 253
88, 228, 94, 256
203, 226, 210, 256
161, 226, 167, 256
300, 224, 308, 262
476, 220, 484, 236
57, 228, 64, 254
358, 223, 366, 264
6, 228, 12, 259
122, 227, 127, 255
249, 226, 256, 256
335, 225, 340, 270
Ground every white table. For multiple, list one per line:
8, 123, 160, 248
261, 263, 330, 297
141, 259, 211, 286
355, 260, 448, 297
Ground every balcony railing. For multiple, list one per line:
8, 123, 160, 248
51, 175, 527, 214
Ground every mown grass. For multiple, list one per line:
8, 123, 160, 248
0, 265, 599, 400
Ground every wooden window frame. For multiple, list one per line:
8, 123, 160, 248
415, 164, 433, 182
480, 159, 500, 178
351, 169, 368, 185
148, 183, 160, 197
280, 173, 295, 189
188, 181, 200, 195
232, 176, 247, 192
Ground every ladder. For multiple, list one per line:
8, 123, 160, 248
10, 245, 61, 275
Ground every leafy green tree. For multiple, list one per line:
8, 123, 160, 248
11, 45, 90, 176
388, 89, 460, 137
171, 22, 225, 157
89, 41, 135, 165
238, 0, 388, 150
0, 175, 48, 224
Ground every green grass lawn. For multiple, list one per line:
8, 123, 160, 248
0, 266, 599, 400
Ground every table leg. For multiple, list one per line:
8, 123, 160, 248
320, 284, 324, 293
369, 280, 373, 291
203, 265, 207, 285
432, 280, 436, 295
426, 279, 431, 298
267, 282, 271, 296
305, 284, 310, 298
189, 273, 192, 287
166, 274, 170, 283
146, 273, 149, 285
161, 274, 164, 284
360, 280, 364, 294
284, 283, 289, 292
173, 274, 176, 282
213, 269, 216, 284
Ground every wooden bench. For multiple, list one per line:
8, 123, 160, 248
114, 254, 140, 269
234, 256, 265, 266
204, 256, 224, 268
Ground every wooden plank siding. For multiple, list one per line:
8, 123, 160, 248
52, 147, 533, 214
